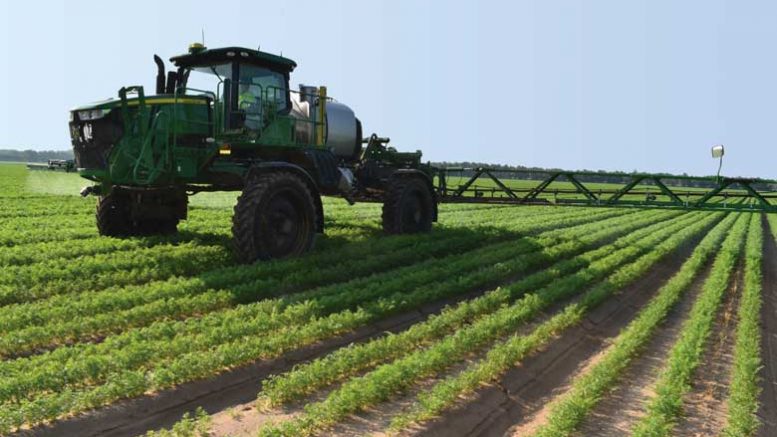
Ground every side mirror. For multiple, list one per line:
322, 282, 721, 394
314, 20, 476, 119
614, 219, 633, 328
711, 144, 725, 158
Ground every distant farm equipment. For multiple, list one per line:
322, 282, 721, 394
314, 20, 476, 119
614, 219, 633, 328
27, 159, 76, 172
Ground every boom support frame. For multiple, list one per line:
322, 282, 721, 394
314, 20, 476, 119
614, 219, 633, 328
436, 167, 777, 213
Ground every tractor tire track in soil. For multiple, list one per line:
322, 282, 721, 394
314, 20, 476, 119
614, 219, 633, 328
413, 239, 699, 437
569, 263, 712, 437
758, 215, 777, 437
672, 261, 742, 436
13, 285, 510, 437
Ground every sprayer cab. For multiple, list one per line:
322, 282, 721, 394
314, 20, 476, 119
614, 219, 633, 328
169, 45, 296, 131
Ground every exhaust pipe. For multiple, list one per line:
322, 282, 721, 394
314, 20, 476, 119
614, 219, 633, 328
153, 55, 166, 94
165, 71, 178, 94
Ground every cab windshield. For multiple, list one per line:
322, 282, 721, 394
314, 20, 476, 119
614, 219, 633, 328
238, 65, 287, 110
186, 63, 231, 96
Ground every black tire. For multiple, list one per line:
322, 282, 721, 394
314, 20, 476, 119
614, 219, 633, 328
232, 172, 318, 263
96, 191, 133, 236
382, 176, 434, 234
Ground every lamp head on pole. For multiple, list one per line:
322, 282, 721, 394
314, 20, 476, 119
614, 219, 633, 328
711, 144, 725, 179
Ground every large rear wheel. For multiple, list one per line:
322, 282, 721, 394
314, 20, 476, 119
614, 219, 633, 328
382, 176, 434, 234
232, 172, 318, 263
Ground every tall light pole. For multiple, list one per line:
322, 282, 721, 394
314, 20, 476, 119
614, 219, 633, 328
711, 144, 725, 180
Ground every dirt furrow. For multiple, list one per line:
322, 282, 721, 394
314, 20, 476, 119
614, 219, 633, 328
412, 239, 699, 437
327, 287, 593, 437
758, 215, 777, 437
671, 261, 742, 436
567, 262, 712, 437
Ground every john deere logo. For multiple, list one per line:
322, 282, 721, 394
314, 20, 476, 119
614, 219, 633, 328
82, 123, 93, 141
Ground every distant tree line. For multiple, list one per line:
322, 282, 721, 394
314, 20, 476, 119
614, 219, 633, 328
0, 149, 74, 163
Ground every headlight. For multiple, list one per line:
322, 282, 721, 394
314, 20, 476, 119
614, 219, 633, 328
77, 108, 111, 121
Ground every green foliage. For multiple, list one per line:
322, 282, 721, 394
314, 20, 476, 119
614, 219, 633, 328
722, 213, 764, 437
259, 212, 721, 436
259, 210, 687, 407
0, 210, 635, 430
386, 212, 732, 434
631, 213, 750, 437
528, 212, 740, 437
0, 165, 763, 437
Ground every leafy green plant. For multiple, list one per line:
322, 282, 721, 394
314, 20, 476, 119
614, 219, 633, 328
257, 212, 721, 436
722, 213, 763, 437
527, 213, 744, 437
631, 213, 749, 437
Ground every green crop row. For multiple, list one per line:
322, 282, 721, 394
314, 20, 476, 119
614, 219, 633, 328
0, 231, 228, 267
0, 209, 383, 268
0, 209, 608, 356
257, 212, 721, 436
383, 211, 728, 435
257, 210, 695, 407
721, 213, 763, 437
0, 223, 97, 247
631, 212, 749, 437
0, 210, 644, 431
0, 209, 646, 357
0, 201, 570, 306
527, 213, 744, 437
0, 242, 232, 306
0, 230, 500, 357
0, 203, 90, 219
0, 209, 637, 393
0, 205, 616, 335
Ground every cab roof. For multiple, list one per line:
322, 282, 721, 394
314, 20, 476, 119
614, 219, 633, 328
170, 46, 297, 73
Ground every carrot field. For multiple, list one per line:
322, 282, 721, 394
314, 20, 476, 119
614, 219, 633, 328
0, 162, 775, 437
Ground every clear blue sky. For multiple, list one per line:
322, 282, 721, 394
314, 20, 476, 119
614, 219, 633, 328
1, 0, 774, 178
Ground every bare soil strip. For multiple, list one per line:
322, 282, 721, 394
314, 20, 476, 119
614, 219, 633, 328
671, 262, 742, 436
507, 340, 617, 436
758, 215, 777, 437
14, 285, 507, 437
568, 262, 713, 437
413, 240, 698, 437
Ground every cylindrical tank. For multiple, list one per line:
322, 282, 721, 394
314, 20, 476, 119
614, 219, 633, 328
290, 85, 362, 161
323, 101, 360, 160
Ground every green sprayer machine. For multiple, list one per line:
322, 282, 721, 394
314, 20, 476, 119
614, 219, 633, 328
69, 43, 777, 263
27, 159, 76, 172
